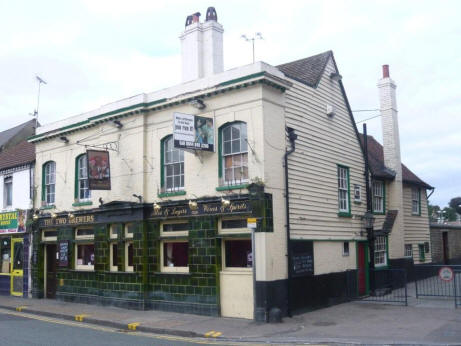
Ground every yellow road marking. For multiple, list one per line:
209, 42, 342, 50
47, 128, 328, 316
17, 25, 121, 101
127, 322, 140, 330
75, 314, 88, 322
205, 330, 216, 337
211, 331, 222, 337
16, 306, 27, 312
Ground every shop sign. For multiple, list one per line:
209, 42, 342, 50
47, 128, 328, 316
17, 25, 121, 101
247, 218, 257, 229
40, 214, 95, 227
0, 210, 26, 234
58, 241, 69, 267
173, 112, 214, 152
438, 266, 454, 282
87, 149, 111, 190
151, 200, 251, 218
290, 240, 314, 277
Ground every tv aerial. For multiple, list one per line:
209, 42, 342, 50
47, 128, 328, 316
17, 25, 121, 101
29, 75, 47, 126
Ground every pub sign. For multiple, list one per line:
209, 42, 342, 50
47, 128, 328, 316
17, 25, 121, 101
87, 149, 111, 190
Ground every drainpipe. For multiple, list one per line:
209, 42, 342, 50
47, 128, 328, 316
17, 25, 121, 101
284, 127, 297, 317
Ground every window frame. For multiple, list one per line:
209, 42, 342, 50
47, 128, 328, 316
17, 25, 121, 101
160, 135, 185, 193
218, 122, 249, 186
109, 242, 118, 272
75, 154, 91, 202
343, 241, 350, 257
74, 228, 95, 271
412, 187, 421, 216
159, 220, 189, 273
418, 243, 425, 262
221, 237, 253, 272
3, 176, 12, 208
374, 236, 388, 267
404, 244, 413, 258
337, 165, 351, 216
42, 161, 56, 205
41, 229, 58, 242
218, 217, 250, 235
372, 180, 385, 214
125, 241, 134, 272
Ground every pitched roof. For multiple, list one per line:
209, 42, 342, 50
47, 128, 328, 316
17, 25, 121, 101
277, 51, 332, 87
359, 134, 432, 189
0, 140, 35, 171
0, 119, 36, 151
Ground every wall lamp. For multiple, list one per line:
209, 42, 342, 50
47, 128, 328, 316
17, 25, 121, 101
154, 203, 161, 212
50, 212, 57, 219
330, 72, 342, 82
133, 194, 143, 203
113, 120, 123, 129
189, 98, 206, 110
68, 212, 75, 220
59, 136, 69, 143
221, 197, 230, 208
188, 200, 198, 211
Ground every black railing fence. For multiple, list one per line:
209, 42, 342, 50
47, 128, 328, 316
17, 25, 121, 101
414, 265, 461, 298
455, 271, 461, 309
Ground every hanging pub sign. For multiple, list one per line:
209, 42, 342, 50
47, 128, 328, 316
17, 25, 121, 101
86, 149, 111, 190
173, 112, 214, 152
0, 210, 26, 234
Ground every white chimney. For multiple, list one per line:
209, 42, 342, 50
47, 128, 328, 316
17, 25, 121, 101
378, 65, 405, 259
180, 7, 224, 82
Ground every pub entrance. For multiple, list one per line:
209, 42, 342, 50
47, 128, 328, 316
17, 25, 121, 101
45, 244, 58, 298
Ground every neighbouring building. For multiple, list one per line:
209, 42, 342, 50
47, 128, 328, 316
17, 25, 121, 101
430, 223, 461, 265
0, 120, 36, 297
28, 8, 432, 320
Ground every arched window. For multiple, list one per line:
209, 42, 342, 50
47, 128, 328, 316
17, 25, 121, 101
162, 136, 184, 191
221, 122, 248, 184
43, 161, 56, 205
76, 154, 91, 200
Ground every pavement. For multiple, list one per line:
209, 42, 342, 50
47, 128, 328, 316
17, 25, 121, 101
1, 292, 461, 345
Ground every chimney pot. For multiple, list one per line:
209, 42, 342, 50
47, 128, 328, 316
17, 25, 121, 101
382, 64, 390, 78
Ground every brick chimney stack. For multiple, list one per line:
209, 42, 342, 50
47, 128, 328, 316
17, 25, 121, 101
378, 65, 405, 259
180, 7, 224, 82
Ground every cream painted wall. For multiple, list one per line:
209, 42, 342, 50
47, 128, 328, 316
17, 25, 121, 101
314, 241, 356, 275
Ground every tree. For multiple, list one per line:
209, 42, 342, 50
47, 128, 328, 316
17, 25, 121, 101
428, 203, 440, 222
449, 197, 461, 215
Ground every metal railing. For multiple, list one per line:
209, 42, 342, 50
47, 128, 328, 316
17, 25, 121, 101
414, 265, 461, 298
455, 271, 461, 308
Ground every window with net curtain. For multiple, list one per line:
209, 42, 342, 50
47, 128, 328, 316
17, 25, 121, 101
77, 154, 91, 200
164, 136, 184, 191
222, 122, 248, 184
44, 161, 56, 205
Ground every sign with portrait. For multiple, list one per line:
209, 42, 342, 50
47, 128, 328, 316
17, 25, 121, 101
0, 210, 26, 234
86, 149, 111, 190
173, 112, 214, 152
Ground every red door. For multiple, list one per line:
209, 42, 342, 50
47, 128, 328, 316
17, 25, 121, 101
357, 242, 367, 295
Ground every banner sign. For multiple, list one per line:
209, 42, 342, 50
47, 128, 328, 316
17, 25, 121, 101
173, 112, 214, 152
151, 200, 251, 218
87, 149, 111, 190
40, 214, 95, 228
0, 210, 26, 234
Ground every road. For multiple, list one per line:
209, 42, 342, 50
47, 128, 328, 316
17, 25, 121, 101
0, 310, 243, 346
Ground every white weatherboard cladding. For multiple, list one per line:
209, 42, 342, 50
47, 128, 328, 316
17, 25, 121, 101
283, 58, 367, 240
403, 185, 431, 264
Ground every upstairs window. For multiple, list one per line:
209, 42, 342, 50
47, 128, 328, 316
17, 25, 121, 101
44, 161, 56, 205
412, 188, 421, 215
3, 176, 12, 208
337, 165, 350, 214
372, 180, 384, 214
162, 136, 184, 192
77, 154, 91, 201
375, 236, 387, 267
221, 122, 248, 185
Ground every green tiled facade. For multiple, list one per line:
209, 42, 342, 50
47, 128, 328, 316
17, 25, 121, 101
31, 192, 273, 316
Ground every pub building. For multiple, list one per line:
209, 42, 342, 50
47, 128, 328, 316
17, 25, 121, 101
29, 8, 432, 321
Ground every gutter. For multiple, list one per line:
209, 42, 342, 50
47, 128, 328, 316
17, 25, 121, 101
284, 127, 297, 317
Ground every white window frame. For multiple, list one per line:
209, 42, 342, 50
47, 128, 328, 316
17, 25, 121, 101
125, 241, 134, 272
160, 239, 189, 273
75, 228, 94, 271
160, 220, 188, 237
3, 176, 12, 208
44, 161, 56, 205
110, 224, 121, 240
109, 242, 118, 272
77, 155, 91, 201
163, 136, 184, 192
412, 188, 420, 215
337, 166, 350, 214
374, 236, 387, 267
353, 184, 361, 203
218, 217, 249, 235
124, 223, 135, 239
372, 180, 384, 213
41, 229, 58, 242
222, 237, 252, 272
222, 122, 249, 185
404, 244, 413, 258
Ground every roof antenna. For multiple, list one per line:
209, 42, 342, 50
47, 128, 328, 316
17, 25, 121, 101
30, 75, 47, 128
241, 33, 263, 63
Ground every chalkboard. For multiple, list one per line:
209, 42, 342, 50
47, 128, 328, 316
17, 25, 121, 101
290, 240, 314, 277
58, 241, 69, 267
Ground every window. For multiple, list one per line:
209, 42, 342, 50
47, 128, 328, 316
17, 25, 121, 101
0, 238, 10, 274
374, 236, 387, 267
418, 244, 425, 262
110, 224, 121, 240
404, 244, 413, 257
337, 166, 350, 214
223, 239, 252, 269
75, 228, 94, 270
160, 221, 189, 273
221, 122, 248, 185
219, 217, 249, 235
125, 241, 134, 272
343, 242, 350, 256
3, 176, 12, 208
412, 188, 420, 215
162, 136, 184, 192
353, 184, 361, 203
76, 154, 91, 201
372, 180, 384, 214
42, 229, 58, 242
110, 243, 118, 272
43, 161, 56, 205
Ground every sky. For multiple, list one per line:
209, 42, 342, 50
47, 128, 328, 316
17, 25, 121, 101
0, 0, 459, 207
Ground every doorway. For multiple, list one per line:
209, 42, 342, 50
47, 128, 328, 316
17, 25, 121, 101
442, 232, 449, 264
357, 242, 369, 296
45, 244, 58, 298
10, 238, 23, 297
